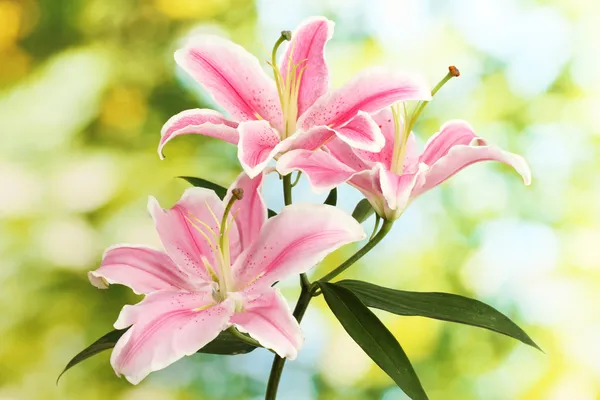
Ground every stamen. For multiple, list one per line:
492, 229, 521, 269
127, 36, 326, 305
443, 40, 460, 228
204, 200, 221, 228
184, 215, 219, 255
201, 256, 219, 282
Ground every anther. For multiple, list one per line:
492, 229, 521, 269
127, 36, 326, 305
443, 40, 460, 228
449, 66, 460, 77
232, 188, 244, 200
281, 30, 292, 41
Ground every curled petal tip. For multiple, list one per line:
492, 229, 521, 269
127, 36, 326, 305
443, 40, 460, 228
449, 66, 460, 77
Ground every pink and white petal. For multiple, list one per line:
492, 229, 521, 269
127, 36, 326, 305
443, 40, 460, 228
353, 109, 396, 168
333, 111, 384, 152
231, 203, 365, 290
414, 141, 532, 197
224, 172, 267, 258
280, 17, 334, 117
297, 67, 431, 130
175, 35, 283, 130
89, 245, 193, 295
237, 120, 292, 179
326, 138, 371, 171
378, 163, 428, 219
419, 120, 478, 166
231, 289, 302, 359
276, 149, 357, 193
148, 188, 227, 284
348, 168, 387, 217
111, 291, 234, 384
237, 124, 290, 178
290, 125, 336, 151
159, 109, 239, 160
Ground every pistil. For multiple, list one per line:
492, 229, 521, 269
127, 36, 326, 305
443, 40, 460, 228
391, 66, 460, 175
269, 30, 307, 139
216, 188, 244, 295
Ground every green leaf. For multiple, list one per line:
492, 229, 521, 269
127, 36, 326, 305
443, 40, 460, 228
58, 328, 258, 383
351, 199, 374, 223
57, 329, 126, 383
338, 280, 541, 351
180, 176, 277, 217
199, 329, 258, 355
324, 188, 337, 206
319, 282, 428, 400
179, 176, 227, 199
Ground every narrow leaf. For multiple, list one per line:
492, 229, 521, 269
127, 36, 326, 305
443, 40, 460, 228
199, 329, 258, 355
57, 329, 126, 383
351, 199, 374, 223
267, 209, 277, 218
58, 328, 258, 383
338, 280, 541, 351
179, 176, 227, 199
324, 188, 337, 206
319, 282, 428, 400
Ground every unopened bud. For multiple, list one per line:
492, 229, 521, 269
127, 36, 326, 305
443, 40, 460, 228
281, 30, 292, 41
232, 188, 244, 200
449, 66, 460, 77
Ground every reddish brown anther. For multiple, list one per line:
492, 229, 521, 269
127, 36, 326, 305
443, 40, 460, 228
449, 66, 460, 77
232, 188, 244, 200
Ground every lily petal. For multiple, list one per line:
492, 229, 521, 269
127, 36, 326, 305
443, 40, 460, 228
352, 109, 396, 169
420, 120, 479, 166
237, 120, 291, 178
280, 17, 334, 117
290, 125, 336, 151
334, 111, 384, 152
224, 172, 267, 259
297, 67, 431, 130
415, 121, 532, 195
277, 149, 357, 193
158, 109, 239, 160
326, 137, 371, 171
231, 203, 365, 290
148, 188, 231, 284
175, 35, 283, 130
88, 245, 193, 295
348, 167, 387, 217
377, 163, 427, 219
112, 290, 234, 384
231, 289, 302, 359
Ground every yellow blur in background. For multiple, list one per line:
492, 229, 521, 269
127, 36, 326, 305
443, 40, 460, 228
1, 0, 599, 399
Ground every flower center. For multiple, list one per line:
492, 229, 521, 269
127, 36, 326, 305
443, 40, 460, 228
185, 189, 244, 302
390, 66, 460, 175
269, 31, 307, 139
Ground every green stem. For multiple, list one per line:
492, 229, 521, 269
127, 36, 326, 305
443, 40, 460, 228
265, 220, 394, 398
264, 285, 312, 400
282, 174, 293, 206
265, 174, 305, 399
317, 220, 394, 284
371, 215, 381, 241
290, 171, 302, 187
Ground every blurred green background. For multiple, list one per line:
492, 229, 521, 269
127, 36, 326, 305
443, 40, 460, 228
1, 0, 599, 399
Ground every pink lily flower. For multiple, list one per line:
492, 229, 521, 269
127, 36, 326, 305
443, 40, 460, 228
158, 16, 431, 178
88, 173, 365, 384
277, 108, 532, 220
